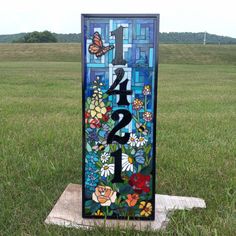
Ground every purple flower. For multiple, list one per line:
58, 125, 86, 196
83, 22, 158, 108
87, 128, 99, 142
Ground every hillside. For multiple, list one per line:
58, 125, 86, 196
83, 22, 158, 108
0, 43, 235, 65
0, 32, 236, 44
160, 32, 236, 44
53, 33, 81, 43
0, 33, 26, 43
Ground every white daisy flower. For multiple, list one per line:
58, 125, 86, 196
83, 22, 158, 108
101, 164, 114, 177
127, 133, 138, 147
100, 153, 110, 163
122, 153, 134, 172
136, 136, 147, 147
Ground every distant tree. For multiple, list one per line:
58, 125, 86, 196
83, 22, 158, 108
14, 31, 57, 43
6, 32, 236, 44
40, 31, 57, 43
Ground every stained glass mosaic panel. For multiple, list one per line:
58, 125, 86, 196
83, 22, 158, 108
82, 14, 159, 220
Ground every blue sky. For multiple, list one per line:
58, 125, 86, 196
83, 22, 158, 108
0, 0, 235, 37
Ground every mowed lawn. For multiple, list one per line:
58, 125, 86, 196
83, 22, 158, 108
0, 44, 235, 235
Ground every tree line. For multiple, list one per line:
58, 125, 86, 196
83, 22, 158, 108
0, 31, 235, 44
13, 31, 57, 43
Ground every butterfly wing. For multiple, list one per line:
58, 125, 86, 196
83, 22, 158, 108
93, 32, 103, 47
88, 32, 103, 56
89, 32, 114, 57
88, 44, 101, 55
96, 45, 114, 57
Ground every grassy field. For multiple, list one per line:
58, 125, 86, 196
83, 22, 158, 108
1, 43, 236, 65
0, 44, 235, 235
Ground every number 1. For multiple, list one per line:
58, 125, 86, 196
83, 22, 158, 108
111, 26, 127, 66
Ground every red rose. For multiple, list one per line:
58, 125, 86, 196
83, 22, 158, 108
128, 173, 150, 194
85, 112, 90, 119
107, 106, 112, 112
89, 118, 101, 129
102, 114, 109, 122
85, 112, 90, 124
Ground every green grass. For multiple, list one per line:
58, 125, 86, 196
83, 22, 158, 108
0, 44, 235, 235
1, 43, 236, 65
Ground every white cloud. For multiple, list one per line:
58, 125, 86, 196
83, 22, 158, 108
0, 0, 235, 37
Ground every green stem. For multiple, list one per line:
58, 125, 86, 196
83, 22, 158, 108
106, 206, 109, 216
145, 95, 147, 111
132, 115, 139, 123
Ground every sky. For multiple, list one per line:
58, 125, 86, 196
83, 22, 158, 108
0, 0, 236, 37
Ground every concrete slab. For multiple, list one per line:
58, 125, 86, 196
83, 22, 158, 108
45, 184, 206, 231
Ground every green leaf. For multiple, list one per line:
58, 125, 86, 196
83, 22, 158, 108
121, 145, 126, 153
107, 119, 115, 127
85, 97, 92, 109
119, 184, 134, 194
140, 163, 152, 175
104, 145, 110, 152
131, 149, 136, 155
144, 144, 152, 155
87, 97, 92, 104
110, 203, 117, 210
107, 210, 114, 216
96, 162, 102, 168
85, 200, 93, 208
103, 94, 109, 99
90, 201, 100, 213
86, 143, 92, 152
85, 200, 101, 213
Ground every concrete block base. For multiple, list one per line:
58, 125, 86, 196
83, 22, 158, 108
45, 184, 206, 231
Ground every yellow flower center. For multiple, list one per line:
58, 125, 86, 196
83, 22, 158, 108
145, 207, 150, 212
139, 137, 144, 142
104, 165, 109, 170
128, 156, 133, 164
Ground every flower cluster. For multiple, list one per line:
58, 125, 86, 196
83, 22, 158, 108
143, 111, 152, 122
92, 185, 117, 206
90, 173, 153, 217
143, 85, 151, 95
100, 152, 110, 163
127, 133, 147, 147
139, 201, 152, 217
129, 173, 151, 194
86, 76, 112, 129
126, 193, 139, 207
85, 162, 99, 192
101, 163, 114, 177
132, 98, 144, 111
125, 194, 152, 217
84, 79, 153, 218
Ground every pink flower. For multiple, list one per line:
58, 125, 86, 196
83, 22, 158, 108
143, 85, 151, 95
143, 112, 152, 122
89, 118, 101, 128
132, 98, 144, 111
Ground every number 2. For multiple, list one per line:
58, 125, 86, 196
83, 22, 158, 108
107, 109, 132, 144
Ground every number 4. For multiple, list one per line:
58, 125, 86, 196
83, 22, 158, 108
106, 68, 132, 106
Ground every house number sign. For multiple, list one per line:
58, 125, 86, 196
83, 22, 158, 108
82, 14, 159, 220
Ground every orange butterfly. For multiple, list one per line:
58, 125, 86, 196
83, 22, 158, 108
88, 32, 114, 57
